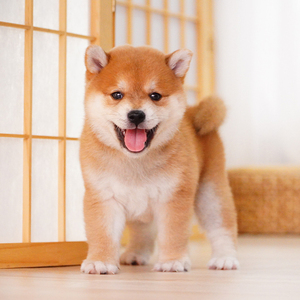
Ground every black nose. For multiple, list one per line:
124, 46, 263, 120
127, 110, 146, 126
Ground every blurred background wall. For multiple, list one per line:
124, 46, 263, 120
214, 0, 300, 167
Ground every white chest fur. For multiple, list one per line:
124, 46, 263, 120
86, 163, 179, 220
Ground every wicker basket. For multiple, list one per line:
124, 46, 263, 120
228, 167, 300, 233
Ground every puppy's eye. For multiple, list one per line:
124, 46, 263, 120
111, 91, 124, 100
149, 92, 162, 101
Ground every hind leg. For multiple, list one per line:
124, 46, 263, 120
195, 133, 239, 270
120, 220, 156, 266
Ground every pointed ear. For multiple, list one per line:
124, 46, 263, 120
85, 45, 109, 74
166, 49, 193, 78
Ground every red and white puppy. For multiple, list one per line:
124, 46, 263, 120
80, 45, 239, 274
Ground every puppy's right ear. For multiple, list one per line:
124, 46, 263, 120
85, 45, 108, 74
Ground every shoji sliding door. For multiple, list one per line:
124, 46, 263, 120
0, 0, 114, 268
0, 0, 214, 268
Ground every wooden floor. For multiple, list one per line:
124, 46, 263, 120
0, 235, 300, 300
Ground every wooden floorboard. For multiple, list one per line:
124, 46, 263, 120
0, 235, 300, 300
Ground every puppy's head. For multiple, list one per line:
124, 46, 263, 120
84, 45, 192, 157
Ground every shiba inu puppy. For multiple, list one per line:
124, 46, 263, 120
80, 45, 239, 274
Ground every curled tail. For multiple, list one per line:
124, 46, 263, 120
187, 96, 226, 135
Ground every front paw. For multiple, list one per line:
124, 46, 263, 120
208, 257, 240, 270
81, 259, 119, 274
153, 257, 191, 272
120, 251, 150, 266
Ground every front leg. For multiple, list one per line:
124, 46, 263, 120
81, 191, 125, 274
153, 189, 194, 272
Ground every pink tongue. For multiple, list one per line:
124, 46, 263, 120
124, 128, 147, 152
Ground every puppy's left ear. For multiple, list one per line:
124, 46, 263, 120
166, 49, 193, 78
85, 45, 109, 74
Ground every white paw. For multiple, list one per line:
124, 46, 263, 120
208, 257, 240, 270
120, 251, 150, 266
80, 260, 119, 274
153, 257, 191, 272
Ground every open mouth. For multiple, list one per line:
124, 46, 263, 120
114, 124, 158, 153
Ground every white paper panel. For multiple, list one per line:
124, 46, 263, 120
67, 0, 90, 36
66, 37, 88, 138
168, 17, 180, 52
132, 0, 146, 5
168, 0, 180, 13
66, 141, 86, 241
0, 27, 24, 134
151, 0, 163, 10
186, 90, 197, 106
115, 5, 128, 46
32, 32, 59, 136
31, 139, 58, 242
185, 21, 197, 86
151, 13, 164, 51
33, 0, 59, 30
132, 9, 146, 46
185, 0, 196, 16
0, 0, 25, 24
0, 138, 23, 243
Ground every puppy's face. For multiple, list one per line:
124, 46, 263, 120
84, 45, 192, 157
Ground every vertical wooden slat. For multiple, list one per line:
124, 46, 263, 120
22, 0, 34, 243
99, 0, 115, 51
92, 0, 115, 49
91, 0, 114, 49
112, 0, 116, 45
91, 0, 101, 46
127, 0, 132, 44
197, 0, 215, 100
58, 0, 67, 242
145, 0, 151, 45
